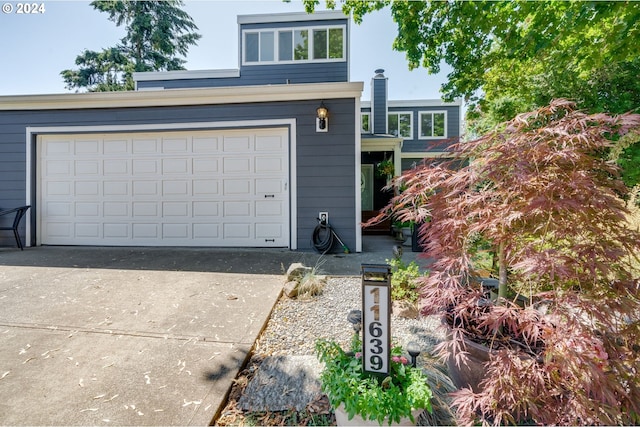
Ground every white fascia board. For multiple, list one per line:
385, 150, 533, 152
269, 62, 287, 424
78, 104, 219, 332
388, 98, 462, 107
133, 69, 240, 82
0, 82, 364, 111
238, 10, 347, 25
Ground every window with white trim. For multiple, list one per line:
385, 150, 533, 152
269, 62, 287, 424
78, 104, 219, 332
361, 113, 371, 133
243, 25, 345, 65
419, 111, 447, 139
387, 112, 412, 139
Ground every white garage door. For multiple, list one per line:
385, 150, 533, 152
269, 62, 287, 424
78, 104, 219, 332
38, 129, 289, 247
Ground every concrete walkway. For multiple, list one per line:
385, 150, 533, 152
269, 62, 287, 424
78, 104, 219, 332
0, 238, 424, 425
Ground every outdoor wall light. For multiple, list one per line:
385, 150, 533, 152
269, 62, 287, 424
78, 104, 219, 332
316, 101, 329, 132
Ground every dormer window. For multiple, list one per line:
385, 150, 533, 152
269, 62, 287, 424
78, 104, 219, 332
243, 25, 345, 65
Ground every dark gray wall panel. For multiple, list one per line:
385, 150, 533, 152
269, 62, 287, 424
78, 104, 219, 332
388, 105, 461, 153
138, 62, 348, 89
0, 98, 357, 251
372, 77, 387, 135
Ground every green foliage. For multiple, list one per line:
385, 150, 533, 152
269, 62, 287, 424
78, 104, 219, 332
388, 257, 423, 303
62, 0, 200, 92
315, 338, 432, 425
304, 0, 640, 184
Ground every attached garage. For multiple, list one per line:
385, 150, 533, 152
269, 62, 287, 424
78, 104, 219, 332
38, 128, 289, 247
0, 82, 362, 251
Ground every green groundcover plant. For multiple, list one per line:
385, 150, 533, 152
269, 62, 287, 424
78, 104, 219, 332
315, 338, 432, 425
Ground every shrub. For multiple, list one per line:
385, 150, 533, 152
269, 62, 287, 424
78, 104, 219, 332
367, 99, 640, 425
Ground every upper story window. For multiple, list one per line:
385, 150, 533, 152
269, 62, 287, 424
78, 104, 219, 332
419, 111, 447, 139
361, 113, 371, 133
243, 25, 345, 65
388, 112, 412, 139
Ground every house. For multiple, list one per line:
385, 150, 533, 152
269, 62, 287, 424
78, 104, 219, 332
0, 11, 460, 252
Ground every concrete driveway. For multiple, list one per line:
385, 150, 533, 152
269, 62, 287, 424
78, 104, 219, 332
0, 239, 415, 425
0, 246, 308, 425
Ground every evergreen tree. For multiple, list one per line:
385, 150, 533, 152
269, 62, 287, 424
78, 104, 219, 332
62, 0, 200, 92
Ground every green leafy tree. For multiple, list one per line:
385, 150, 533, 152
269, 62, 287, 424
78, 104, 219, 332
62, 0, 200, 92
305, 0, 640, 187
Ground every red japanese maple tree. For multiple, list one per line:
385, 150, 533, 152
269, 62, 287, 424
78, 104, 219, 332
368, 99, 640, 425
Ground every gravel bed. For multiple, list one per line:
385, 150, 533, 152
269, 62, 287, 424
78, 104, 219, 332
254, 276, 446, 357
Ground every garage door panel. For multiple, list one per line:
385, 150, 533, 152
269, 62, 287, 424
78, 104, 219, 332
163, 223, 189, 238
132, 139, 158, 153
223, 136, 251, 152
104, 202, 128, 217
224, 157, 251, 174
193, 158, 219, 173
256, 135, 285, 151
162, 158, 189, 174
224, 223, 251, 239
75, 181, 99, 196
39, 129, 289, 247
193, 201, 219, 217
75, 223, 100, 238
74, 139, 100, 155
193, 137, 219, 153
103, 139, 128, 155
224, 201, 252, 217
133, 223, 159, 238
104, 223, 129, 238
162, 138, 189, 153
47, 181, 72, 196
193, 223, 219, 238
76, 160, 99, 176
223, 179, 251, 196
75, 202, 99, 217
104, 181, 129, 196
133, 159, 158, 174
163, 202, 189, 217
256, 157, 284, 173
45, 160, 71, 175
193, 180, 219, 195
104, 159, 129, 175
133, 181, 158, 196
46, 202, 71, 217
256, 200, 283, 216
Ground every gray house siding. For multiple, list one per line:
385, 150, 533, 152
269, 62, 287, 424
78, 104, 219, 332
389, 105, 460, 153
137, 62, 348, 90
0, 99, 357, 251
372, 77, 387, 135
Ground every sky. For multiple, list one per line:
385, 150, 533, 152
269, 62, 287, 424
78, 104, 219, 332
0, 0, 449, 101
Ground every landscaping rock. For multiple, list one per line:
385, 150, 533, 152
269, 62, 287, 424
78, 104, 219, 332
237, 355, 323, 412
283, 280, 299, 298
285, 263, 312, 282
393, 300, 419, 319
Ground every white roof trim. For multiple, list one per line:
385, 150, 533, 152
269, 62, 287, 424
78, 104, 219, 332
133, 69, 240, 82
0, 82, 364, 111
238, 10, 347, 24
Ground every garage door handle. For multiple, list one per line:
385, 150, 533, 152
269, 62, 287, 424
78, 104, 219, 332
265, 239, 275, 242
264, 194, 275, 198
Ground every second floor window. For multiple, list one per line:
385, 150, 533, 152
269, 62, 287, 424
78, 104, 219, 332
388, 112, 412, 139
244, 25, 345, 65
419, 111, 447, 139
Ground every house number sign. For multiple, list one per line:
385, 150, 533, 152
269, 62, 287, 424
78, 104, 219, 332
361, 264, 391, 376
